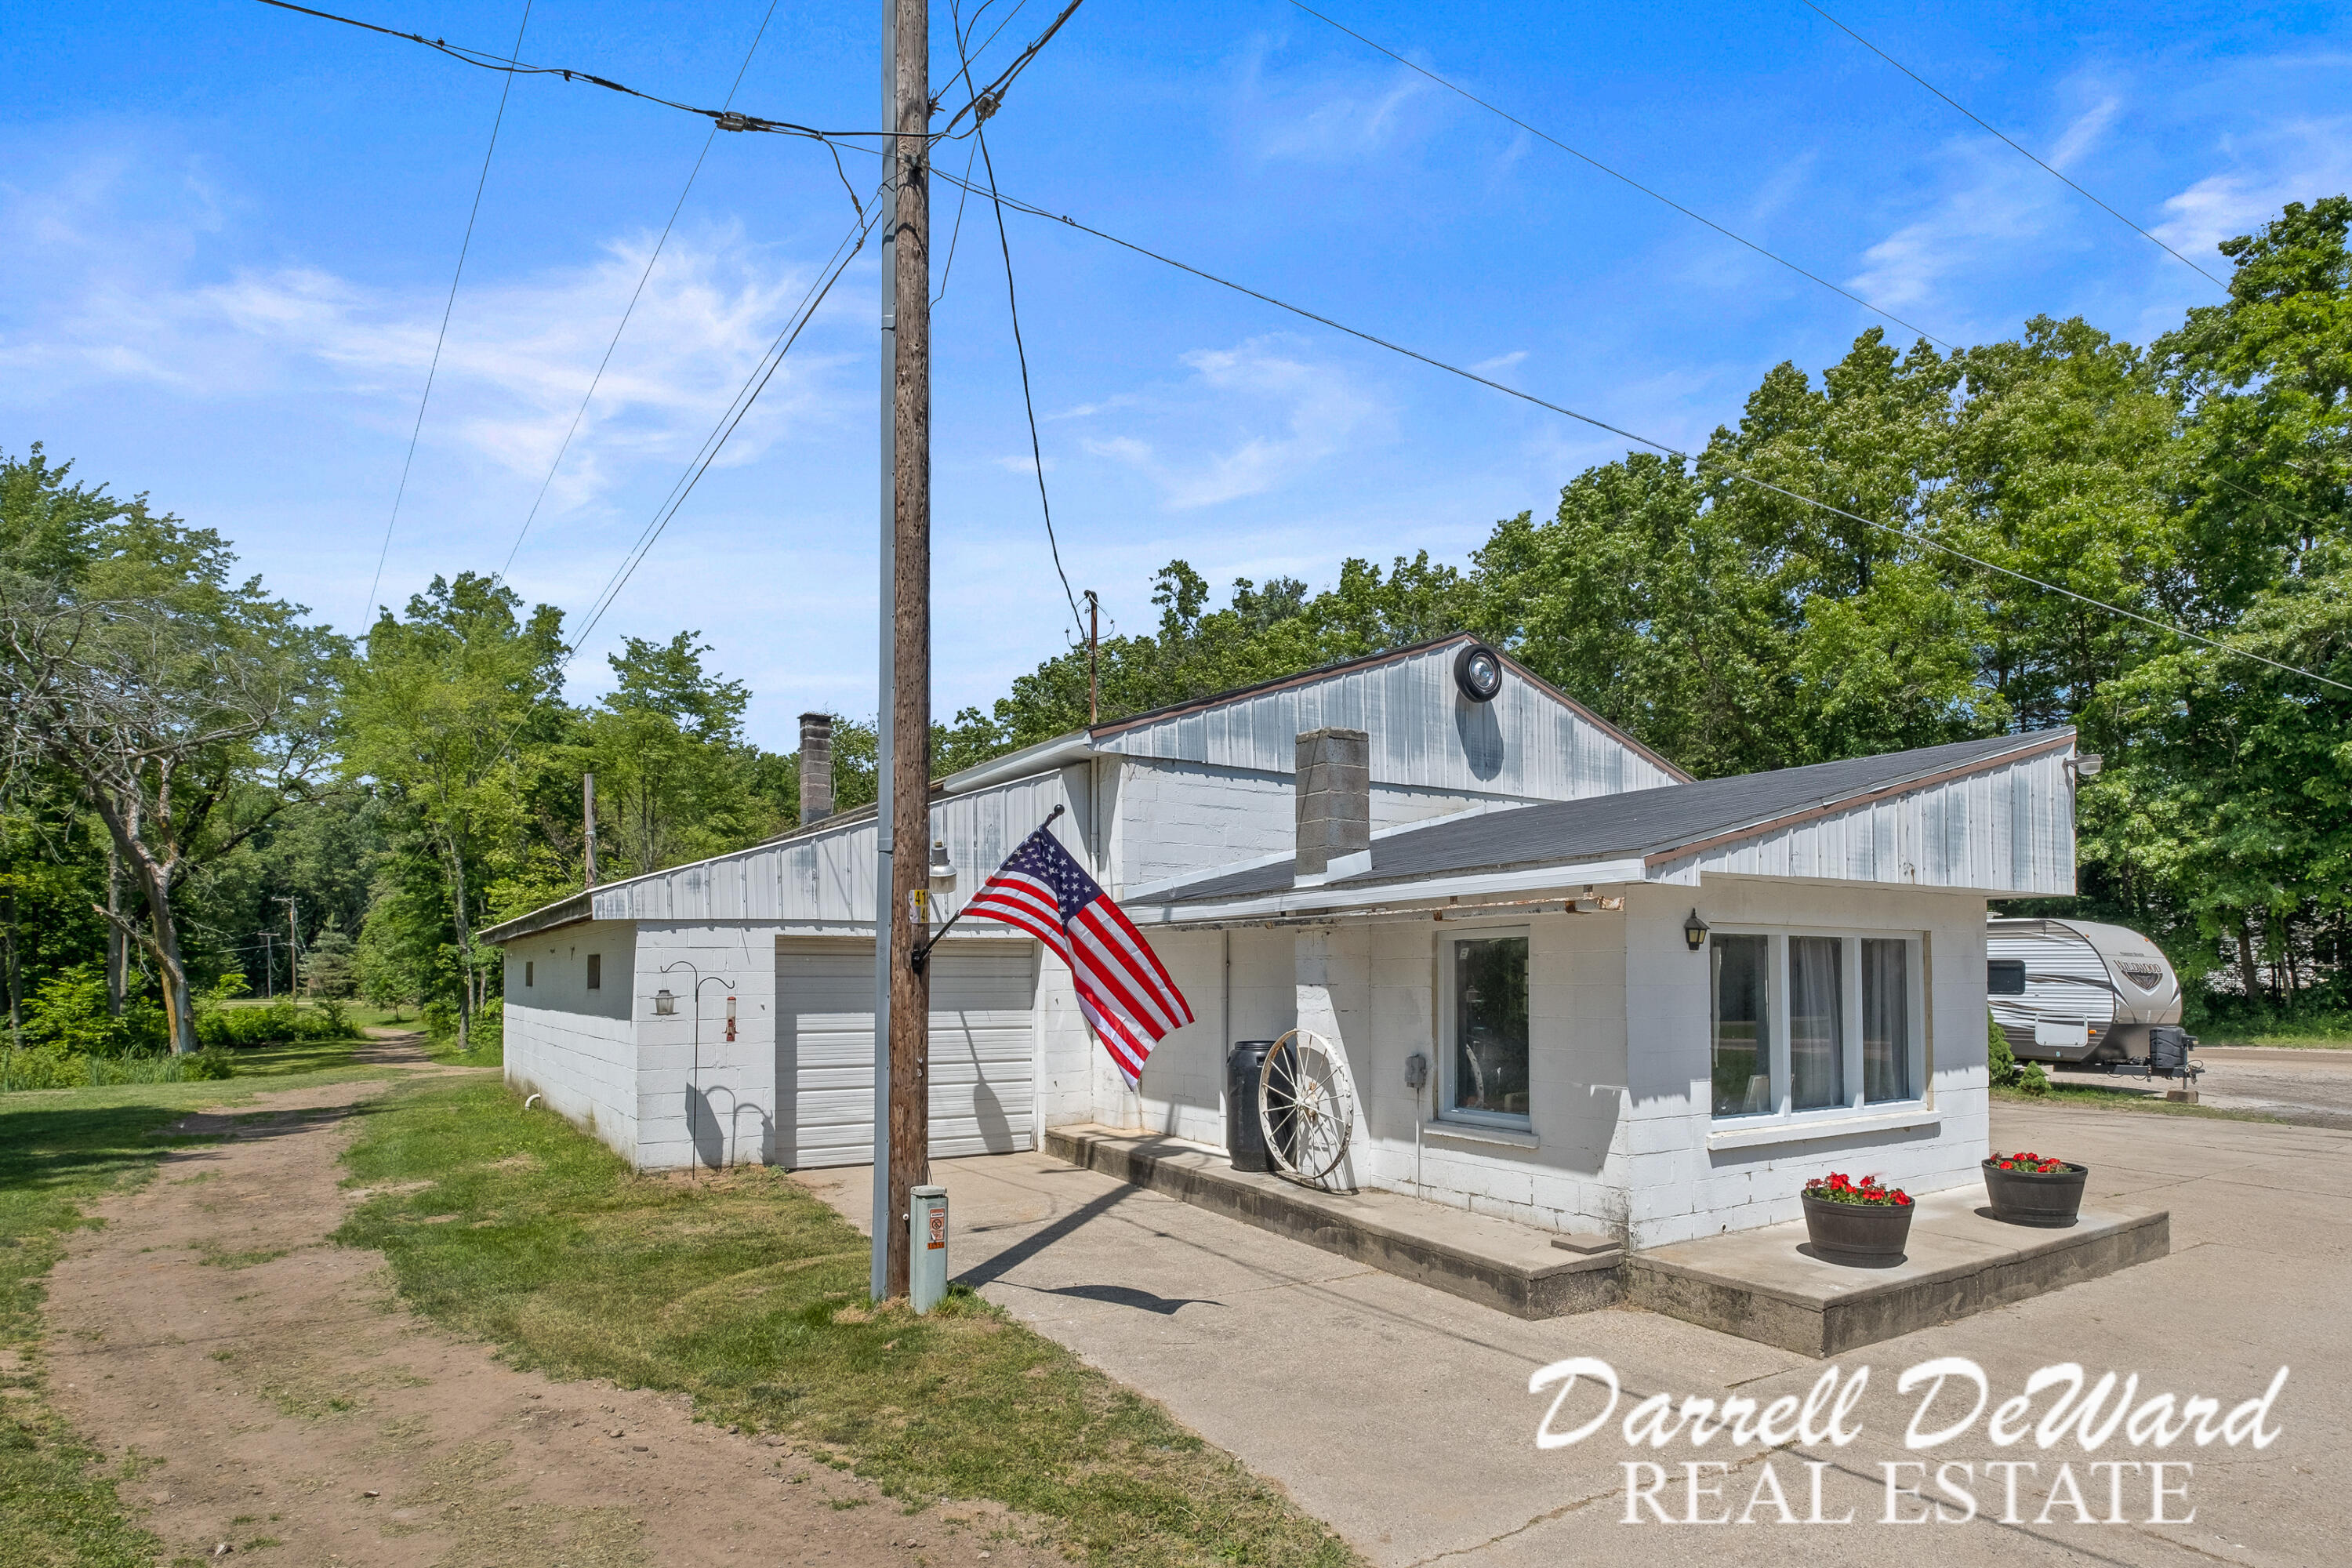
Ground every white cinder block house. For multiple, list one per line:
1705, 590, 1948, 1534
484, 634, 2081, 1247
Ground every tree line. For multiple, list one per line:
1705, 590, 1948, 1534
2, 198, 2345, 1054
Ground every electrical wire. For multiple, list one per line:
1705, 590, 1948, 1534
935, 0, 1088, 138
1285, 0, 1958, 352
492, 0, 785, 590
936, 168, 2352, 695
251, 0, 907, 145
358, 0, 532, 631
1795, 0, 2229, 291
569, 188, 887, 655
948, 2, 1083, 637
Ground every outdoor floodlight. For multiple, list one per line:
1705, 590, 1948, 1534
1684, 909, 1710, 953
653, 988, 677, 1016
929, 839, 954, 877
1453, 641, 1504, 703
2069, 753, 2104, 777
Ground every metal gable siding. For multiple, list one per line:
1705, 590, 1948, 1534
1093, 643, 1675, 801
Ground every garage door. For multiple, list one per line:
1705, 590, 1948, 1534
777, 938, 1037, 1169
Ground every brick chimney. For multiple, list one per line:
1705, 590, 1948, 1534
1294, 727, 1371, 882
798, 712, 833, 827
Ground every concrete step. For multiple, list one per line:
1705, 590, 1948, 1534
1044, 1123, 1622, 1320
1627, 1189, 2170, 1357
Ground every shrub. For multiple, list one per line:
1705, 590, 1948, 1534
194, 993, 362, 1048
19, 966, 166, 1058
1987, 1011, 2020, 1086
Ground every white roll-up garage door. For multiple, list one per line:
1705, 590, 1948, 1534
777, 938, 1038, 1169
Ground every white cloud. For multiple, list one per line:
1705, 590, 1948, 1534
1847, 93, 2122, 313
0, 154, 862, 520
1078, 336, 1381, 510
2152, 115, 2352, 271
1231, 37, 1442, 165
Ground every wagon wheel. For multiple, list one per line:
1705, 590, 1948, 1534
1259, 1029, 1355, 1185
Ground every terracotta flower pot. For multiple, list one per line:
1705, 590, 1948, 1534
1982, 1159, 2087, 1227
1801, 1192, 1915, 1265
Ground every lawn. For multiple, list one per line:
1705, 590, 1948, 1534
338, 1074, 1360, 1568
1991, 1080, 2286, 1123
0, 1038, 385, 1568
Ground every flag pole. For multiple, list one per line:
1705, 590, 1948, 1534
911, 804, 1063, 971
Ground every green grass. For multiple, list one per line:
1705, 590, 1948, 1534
1992, 1080, 2287, 1123
338, 1075, 1360, 1568
0, 1037, 394, 1567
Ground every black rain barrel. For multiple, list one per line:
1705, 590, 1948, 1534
1226, 1040, 1296, 1173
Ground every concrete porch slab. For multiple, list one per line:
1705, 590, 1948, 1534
1627, 1188, 2170, 1356
1046, 1123, 1622, 1320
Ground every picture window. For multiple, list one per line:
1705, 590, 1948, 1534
1711, 928, 1925, 1121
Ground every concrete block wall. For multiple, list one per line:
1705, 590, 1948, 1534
1344, 912, 1631, 1236
1619, 878, 1991, 1247
628, 923, 781, 1171
502, 919, 643, 1164
1127, 929, 1228, 1145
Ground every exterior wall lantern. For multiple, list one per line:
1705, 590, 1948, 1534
928, 839, 954, 877
1683, 909, 1710, 952
2066, 753, 2103, 777
653, 988, 677, 1016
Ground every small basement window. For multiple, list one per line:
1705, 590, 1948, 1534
586, 953, 601, 990
524, 960, 534, 988
1987, 959, 2026, 995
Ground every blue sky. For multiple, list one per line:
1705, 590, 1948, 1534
7, 1, 2350, 750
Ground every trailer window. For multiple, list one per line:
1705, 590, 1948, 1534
1987, 959, 2026, 995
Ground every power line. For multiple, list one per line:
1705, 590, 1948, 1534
936, 0, 1088, 139
358, 0, 532, 632
569, 189, 887, 656
493, 0, 785, 590
1795, 0, 2229, 291
250, 0, 981, 147
948, 5, 1083, 638
1284, 0, 1958, 352
937, 169, 2352, 696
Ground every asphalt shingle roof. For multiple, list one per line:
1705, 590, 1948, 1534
1152, 731, 2068, 906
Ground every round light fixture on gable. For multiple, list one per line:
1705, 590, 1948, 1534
1454, 641, 1504, 703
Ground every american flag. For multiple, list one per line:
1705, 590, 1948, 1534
963, 826, 1192, 1087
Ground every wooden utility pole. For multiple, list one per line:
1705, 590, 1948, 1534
881, 0, 932, 1301
1085, 590, 1100, 724
583, 772, 599, 887
273, 896, 299, 997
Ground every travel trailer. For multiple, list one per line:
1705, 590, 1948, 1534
1987, 916, 2185, 1065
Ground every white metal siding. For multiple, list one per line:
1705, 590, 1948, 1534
1650, 750, 2075, 895
1987, 925, 2118, 1045
775, 938, 1038, 1168
1094, 642, 1682, 799
587, 770, 1083, 928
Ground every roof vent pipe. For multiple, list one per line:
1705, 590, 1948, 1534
798, 712, 834, 827
1295, 727, 1372, 883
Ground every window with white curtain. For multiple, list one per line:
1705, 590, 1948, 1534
1708, 927, 1926, 1121
1862, 938, 1911, 1103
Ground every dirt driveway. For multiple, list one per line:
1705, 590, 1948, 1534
41, 1040, 1062, 1568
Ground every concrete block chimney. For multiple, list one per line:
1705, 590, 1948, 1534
1294, 727, 1371, 882
797, 712, 834, 827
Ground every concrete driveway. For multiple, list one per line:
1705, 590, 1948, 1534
797, 1102, 2346, 1566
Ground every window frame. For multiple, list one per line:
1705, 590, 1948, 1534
1706, 924, 1928, 1127
1436, 923, 1535, 1131
586, 953, 601, 991
524, 960, 534, 989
